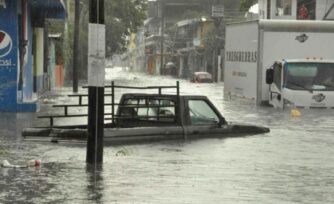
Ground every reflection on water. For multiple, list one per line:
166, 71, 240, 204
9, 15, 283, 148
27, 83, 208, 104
0, 67, 334, 203
85, 164, 105, 203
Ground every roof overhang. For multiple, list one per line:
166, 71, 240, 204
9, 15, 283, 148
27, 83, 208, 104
29, 0, 66, 20
284, 59, 334, 63
177, 18, 213, 27
177, 19, 200, 27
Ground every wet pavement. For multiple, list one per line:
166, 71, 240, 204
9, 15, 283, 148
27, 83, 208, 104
1, 67, 334, 203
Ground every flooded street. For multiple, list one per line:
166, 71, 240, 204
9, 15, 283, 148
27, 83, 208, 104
1, 67, 334, 203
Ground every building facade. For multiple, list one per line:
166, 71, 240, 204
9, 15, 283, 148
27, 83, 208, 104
128, 0, 219, 77
258, 0, 334, 20
175, 18, 215, 78
0, 0, 65, 112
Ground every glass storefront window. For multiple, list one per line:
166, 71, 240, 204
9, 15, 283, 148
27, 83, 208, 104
276, 0, 292, 16
297, 0, 316, 20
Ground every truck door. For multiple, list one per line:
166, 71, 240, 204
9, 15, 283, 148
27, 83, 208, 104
184, 97, 222, 139
269, 62, 284, 108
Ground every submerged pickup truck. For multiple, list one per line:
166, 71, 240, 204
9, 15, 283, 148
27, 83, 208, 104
23, 84, 269, 145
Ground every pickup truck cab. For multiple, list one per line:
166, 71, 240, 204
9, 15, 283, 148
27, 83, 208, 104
103, 93, 269, 144
23, 83, 269, 145
116, 94, 224, 127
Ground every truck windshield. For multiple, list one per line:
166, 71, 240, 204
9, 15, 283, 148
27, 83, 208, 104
284, 62, 334, 91
188, 100, 219, 125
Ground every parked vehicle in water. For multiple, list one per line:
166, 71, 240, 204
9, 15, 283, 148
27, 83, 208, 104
266, 59, 334, 108
224, 20, 334, 108
22, 83, 269, 145
162, 62, 177, 76
191, 72, 213, 83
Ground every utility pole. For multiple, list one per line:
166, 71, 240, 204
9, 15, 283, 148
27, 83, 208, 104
87, 0, 105, 165
211, 0, 224, 82
73, 0, 80, 92
160, 0, 164, 75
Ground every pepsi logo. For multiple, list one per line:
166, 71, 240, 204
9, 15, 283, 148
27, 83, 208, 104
0, 30, 13, 58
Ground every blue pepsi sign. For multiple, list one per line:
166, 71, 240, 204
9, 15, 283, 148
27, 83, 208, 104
0, 30, 13, 65
0, 0, 18, 111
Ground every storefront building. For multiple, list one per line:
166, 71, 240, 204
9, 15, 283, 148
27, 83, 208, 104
258, 0, 334, 20
0, 0, 65, 112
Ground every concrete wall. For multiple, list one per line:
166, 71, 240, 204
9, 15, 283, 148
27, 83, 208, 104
22, 0, 35, 103
49, 40, 56, 89
33, 27, 44, 94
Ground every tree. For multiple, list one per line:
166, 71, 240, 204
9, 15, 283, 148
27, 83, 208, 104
57, 0, 147, 82
71, 0, 147, 57
105, 0, 147, 57
239, 0, 257, 11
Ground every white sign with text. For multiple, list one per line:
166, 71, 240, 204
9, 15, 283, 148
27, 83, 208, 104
88, 23, 105, 87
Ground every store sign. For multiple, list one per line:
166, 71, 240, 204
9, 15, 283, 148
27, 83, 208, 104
0, 0, 15, 69
212, 5, 224, 17
0, 0, 6, 9
226, 51, 257, 63
0, 0, 19, 111
0, 30, 13, 66
0, 30, 12, 57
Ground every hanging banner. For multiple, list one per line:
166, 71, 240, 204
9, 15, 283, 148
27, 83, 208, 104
212, 5, 224, 17
88, 23, 105, 87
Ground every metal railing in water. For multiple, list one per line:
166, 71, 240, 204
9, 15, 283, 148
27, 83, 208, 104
38, 81, 180, 127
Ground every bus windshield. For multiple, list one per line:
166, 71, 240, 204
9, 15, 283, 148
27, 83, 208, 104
284, 62, 334, 91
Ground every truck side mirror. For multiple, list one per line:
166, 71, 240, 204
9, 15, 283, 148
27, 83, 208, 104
218, 117, 227, 127
266, 69, 274, 84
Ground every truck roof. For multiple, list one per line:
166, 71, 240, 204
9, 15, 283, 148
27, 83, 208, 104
227, 20, 334, 33
120, 93, 209, 99
282, 59, 334, 63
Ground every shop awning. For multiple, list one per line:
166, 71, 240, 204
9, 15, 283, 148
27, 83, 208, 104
29, 0, 66, 20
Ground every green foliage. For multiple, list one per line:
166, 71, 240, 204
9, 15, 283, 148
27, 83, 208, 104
0, 147, 9, 156
53, 0, 146, 82
239, 0, 257, 11
105, 0, 147, 56
115, 147, 132, 156
202, 25, 224, 57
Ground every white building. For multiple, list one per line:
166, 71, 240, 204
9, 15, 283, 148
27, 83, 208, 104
258, 0, 334, 20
